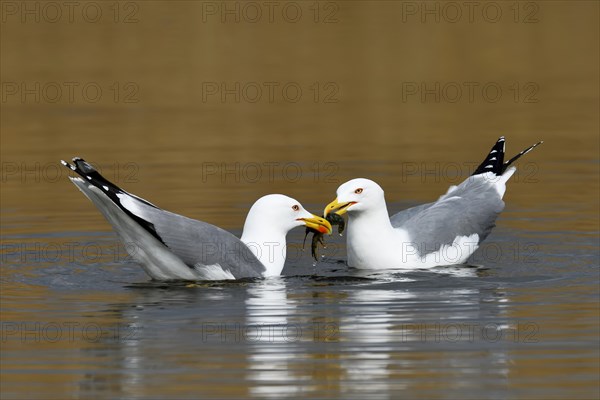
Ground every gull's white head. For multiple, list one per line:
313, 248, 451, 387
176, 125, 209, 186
241, 194, 332, 277
244, 194, 332, 237
324, 178, 385, 216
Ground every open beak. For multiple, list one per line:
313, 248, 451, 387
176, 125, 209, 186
298, 215, 332, 235
324, 198, 356, 217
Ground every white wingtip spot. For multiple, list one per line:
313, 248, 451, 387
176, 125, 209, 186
485, 165, 494, 168
103, 185, 109, 191
86, 176, 91, 180
62, 160, 76, 171
490, 150, 497, 154
490, 157, 497, 161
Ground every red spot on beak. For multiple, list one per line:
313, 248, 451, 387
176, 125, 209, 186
317, 225, 329, 234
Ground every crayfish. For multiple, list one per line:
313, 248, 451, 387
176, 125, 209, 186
303, 212, 346, 261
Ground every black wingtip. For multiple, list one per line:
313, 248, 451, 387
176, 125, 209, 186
71, 157, 97, 174
472, 137, 543, 176
63, 156, 110, 186
61, 160, 77, 171
62, 156, 166, 245
472, 137, 506, 176
501, 140, 543, 173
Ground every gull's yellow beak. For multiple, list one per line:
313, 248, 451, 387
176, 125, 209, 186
324, 198, 356, 217
298, 215, 332, 235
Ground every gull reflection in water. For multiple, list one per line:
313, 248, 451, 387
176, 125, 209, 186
71, 265, 513, 399
336, 280, 512, 397
339, 289, 417, 394
244, 277, 310, 398
76, 285, 235, 398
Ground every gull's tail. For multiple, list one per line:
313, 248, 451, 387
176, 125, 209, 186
62, 158, 124, 199
472, 136, 543, 176
61, 157, 164, 243
62, 157, 158, 209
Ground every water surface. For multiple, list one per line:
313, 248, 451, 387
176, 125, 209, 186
1, 2, 599, 399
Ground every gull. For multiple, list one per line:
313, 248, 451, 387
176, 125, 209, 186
61, 158, 331, 280
324, 137, 542, 269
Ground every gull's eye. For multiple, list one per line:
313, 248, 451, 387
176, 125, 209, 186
292, 205, 300, 211
354, 188, 363, 194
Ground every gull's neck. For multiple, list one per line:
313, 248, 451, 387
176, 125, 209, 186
348, 205, 395, 236
240, 215, 287, 277
346, 198, 397, 267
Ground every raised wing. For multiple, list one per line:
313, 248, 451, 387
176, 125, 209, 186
390, 137, 541, 256
63, 158, 265, 279
391, 175, 504, 255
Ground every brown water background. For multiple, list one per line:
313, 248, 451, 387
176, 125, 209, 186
1, 1, 599, 399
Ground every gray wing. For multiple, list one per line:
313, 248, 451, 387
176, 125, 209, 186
390, 136, 542, 256
132, 204, 266, 278
63, 158, 265, 278
389, 202, 435, 227
390, 177, 504, 255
